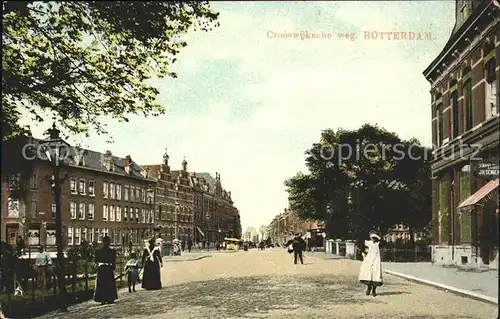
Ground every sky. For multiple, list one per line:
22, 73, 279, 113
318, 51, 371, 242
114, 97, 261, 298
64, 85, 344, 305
21, 1, 456, 232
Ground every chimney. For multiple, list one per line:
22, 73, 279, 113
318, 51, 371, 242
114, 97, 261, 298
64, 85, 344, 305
124, 155, 132, 175
228, 191, 231, 198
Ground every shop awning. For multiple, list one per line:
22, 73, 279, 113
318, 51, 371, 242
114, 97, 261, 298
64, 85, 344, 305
458, 179, 499, 209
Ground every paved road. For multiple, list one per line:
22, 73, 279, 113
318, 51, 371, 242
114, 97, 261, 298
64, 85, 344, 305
39, 248, 498, 319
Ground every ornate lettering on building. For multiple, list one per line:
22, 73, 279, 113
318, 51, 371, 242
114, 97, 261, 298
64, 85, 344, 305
475, 161, 499, 178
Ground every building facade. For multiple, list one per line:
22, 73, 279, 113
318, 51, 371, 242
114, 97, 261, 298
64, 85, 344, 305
383, 224, 428, 243
2, 140, 156, 251
267, 208, 323, 245
424, 0, 499, 268
142, 150, 194, 244
190, 172, 241, 244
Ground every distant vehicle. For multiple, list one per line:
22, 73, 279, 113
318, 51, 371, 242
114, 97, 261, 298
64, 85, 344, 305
224, 238, 241, 250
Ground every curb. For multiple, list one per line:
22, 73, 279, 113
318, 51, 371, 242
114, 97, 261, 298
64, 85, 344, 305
384, 269, 498, 305
163, 255, 211, 262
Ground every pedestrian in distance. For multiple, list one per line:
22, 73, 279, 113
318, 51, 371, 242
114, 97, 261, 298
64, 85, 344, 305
358, 233, 383, 296
141, 238, 163, 290
291, 234, 306, 264
94, 235, 118, 304
124, 252, 140, 293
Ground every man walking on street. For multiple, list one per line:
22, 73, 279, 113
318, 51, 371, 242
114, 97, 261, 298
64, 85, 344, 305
292, 233, 306, 265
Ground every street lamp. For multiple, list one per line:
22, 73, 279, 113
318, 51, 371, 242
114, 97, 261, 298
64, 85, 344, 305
218, 228, 221, 243
205, 212, 210, 251
40, 123, 68, 312
146, 186, 154, 237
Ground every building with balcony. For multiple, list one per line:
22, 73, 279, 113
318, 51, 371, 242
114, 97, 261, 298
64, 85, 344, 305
190, 172, 241, 244
423, 0, 499, 268
142, 149, 194, 244
2, 140, 156, 251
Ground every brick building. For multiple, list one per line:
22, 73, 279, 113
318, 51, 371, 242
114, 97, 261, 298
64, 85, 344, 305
142, 150, 194, 244
2, 139, 156, 251
267, 209, 322, 245
190, 172, 241, 244
423, 0, 499, 268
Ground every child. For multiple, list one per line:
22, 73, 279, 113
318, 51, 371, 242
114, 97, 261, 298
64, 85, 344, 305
124, 252, 140, 293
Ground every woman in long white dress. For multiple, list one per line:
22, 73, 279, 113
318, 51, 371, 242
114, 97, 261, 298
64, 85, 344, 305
358, 233, 383, 296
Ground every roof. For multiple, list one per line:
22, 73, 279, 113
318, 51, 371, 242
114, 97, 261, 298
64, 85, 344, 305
29, 138, 153, 181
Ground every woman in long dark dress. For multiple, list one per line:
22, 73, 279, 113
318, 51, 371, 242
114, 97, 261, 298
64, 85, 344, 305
141, 238, 162, 290
94, 235, 118, 304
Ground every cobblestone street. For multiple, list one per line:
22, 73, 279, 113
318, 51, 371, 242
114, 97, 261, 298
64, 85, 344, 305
39, 249, 498, 319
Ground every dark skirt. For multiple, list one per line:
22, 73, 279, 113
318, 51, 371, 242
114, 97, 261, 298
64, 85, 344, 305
142, 260, 161, 290
360, 280, 383, 287
94, 265, 118, 302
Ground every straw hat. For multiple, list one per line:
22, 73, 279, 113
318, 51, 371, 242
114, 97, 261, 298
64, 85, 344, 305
369, 233, 381, 240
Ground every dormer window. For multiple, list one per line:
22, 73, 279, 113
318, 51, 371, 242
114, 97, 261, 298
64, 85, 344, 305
109, 162, 115, 171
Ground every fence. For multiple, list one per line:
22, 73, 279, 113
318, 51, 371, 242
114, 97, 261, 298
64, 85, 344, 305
326, 240, 431, 263
0, 247, 130, 318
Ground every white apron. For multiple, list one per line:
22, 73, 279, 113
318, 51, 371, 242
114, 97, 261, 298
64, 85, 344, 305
358, 240, 383, 285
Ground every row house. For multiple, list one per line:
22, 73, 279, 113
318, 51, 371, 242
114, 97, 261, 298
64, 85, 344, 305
267, 209, 323, 245
2, 141, 156, 250
190, 172, 240, 243
142, 149, 194, 244
423, 0, 499, 268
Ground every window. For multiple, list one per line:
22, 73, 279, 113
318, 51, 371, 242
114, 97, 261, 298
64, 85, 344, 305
29, 171, 38, 189
130, 187, 135, 202
452, 90, 459, 138
110, 183, 115, 199
70, 201, 77, 219
103, 228, 109, 238
78, 202, 85, 220
437, 103, 444, 145
31, 200, 38, 218
124, 185, 129, 201
89, 228, 94, 242
82, 228, 88, 242
136, 187, 140, 202
52, 202, 56, 218
110, 206, 116, 221
124, 207, 128, 222
103, 182, 108, 198
75, 227, 81, 245
142, 189, 146, 203
485, 58, 497, 119
116, 206, 121, 222
464, 79, 473, 131
103, 204, 108, 221
135, 208, 139, 222
98, 229, 103, 243
141, 209, 146, 223
70, 178, 77, 194
46, 230, 56, 245
79, 179, 86, 194
28, 229, 40, 246
116, 184, 122, 200
88, 203, 95, 220
68, 227, 74, 245
88, 180, 95, 196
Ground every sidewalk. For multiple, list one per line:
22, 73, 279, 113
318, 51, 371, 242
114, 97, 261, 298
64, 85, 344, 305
163, 252, 212, 262
383, 262, 498, 304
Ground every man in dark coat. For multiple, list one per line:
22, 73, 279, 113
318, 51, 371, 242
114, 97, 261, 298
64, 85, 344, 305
94, 236, 118, 304
187, 237, 192, 252
292, 234, 306, 265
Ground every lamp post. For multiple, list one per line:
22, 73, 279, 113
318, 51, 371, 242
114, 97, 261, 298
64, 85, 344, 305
147, 186, 154, 238
40, 123, 68, 312
205, 212, 210, 251
322, 232, 327, 253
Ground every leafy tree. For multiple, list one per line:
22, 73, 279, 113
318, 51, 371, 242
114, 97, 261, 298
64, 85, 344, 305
285, 124, 432, 243
2, 1, 219, 140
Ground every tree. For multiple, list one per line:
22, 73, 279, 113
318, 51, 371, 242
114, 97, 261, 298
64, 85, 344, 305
285, 124, 432, 242
2, 1, 219, 140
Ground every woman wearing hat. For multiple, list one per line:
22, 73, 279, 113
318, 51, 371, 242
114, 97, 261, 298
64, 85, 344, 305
141, 238, 163, 290
94, 235, 118, 304
358, 233, 383, 296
